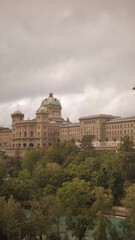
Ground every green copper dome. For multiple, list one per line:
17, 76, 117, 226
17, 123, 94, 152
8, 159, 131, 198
36, 106, 48, 113
12, 110, 23, 115
41, 93, 61, 108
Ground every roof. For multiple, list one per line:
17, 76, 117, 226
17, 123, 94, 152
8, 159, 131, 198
60, 123, 80, 128
106, 116, 135, 124
79, 114, 118, 121
36, 106, 48, 114
41, 93, 61, 108
12, 109, 24, 116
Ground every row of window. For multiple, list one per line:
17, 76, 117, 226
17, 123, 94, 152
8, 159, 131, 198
106, 129, 134, 135
13, 143, 34, 148
13, 126, 34, 131
105, 123, 134, 129
60, 127, 99, 133
12, 142, 53, 148
81, 126, 96, 131
60, 129, 80, 133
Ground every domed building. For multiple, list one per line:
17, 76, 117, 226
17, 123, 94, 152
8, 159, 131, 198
38, 93, 63, 123
1, 93, 135, 156
3, 93, 66, 156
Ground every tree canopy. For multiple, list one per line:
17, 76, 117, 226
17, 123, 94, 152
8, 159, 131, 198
0, 138, 135, 239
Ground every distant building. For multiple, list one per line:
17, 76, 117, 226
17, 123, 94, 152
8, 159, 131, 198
0, 127, 12, 150
60, 114, 135, 150
0, 93, 135, 156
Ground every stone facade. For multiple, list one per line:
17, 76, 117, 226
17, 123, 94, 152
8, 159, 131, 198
1, 93, 135, 156
0, 93, 65, 156
0, 127, 12, 150
60, 114, 135, 149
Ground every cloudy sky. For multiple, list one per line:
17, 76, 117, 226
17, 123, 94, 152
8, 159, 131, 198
0, 0, 135, 126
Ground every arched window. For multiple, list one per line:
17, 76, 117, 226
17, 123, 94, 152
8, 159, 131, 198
29, 143, 34, 147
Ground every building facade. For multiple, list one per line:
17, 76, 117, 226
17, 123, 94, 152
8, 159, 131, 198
0, 93, 65, 156
60, 114, 135, 149
0, 93, 135, 156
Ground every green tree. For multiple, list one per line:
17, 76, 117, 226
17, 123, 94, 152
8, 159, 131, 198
0, 177, 16, 199
91, 187, 113, 214
120, 152, 135, 182
0, 160, 7, 182
27, 195, 57, 240
57, 178, 93, 240
122, 184, 135, 239
93, 211, 108, 240
44, 140, 79, 166
57, 179, 113, 240
95, 153, 124, 203
120, 135, 133, 152
80, 135, 95, 151
22, 149, 43, 173
15, 169, 33, 202
91, 187, 113, 240
1, 195, 25, 240
0, 197, 6, 239
65, 152, 124, 204
33, 162, 63, 190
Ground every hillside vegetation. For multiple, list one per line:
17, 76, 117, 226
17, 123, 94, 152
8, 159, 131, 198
0, 136, 135, 239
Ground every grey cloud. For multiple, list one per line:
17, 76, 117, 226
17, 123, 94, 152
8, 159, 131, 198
0, 0, 135, 124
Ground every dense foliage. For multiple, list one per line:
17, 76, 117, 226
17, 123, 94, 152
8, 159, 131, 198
0, 136, 135, 239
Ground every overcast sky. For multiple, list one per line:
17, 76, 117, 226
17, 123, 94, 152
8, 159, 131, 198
0, 0, 135, 127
